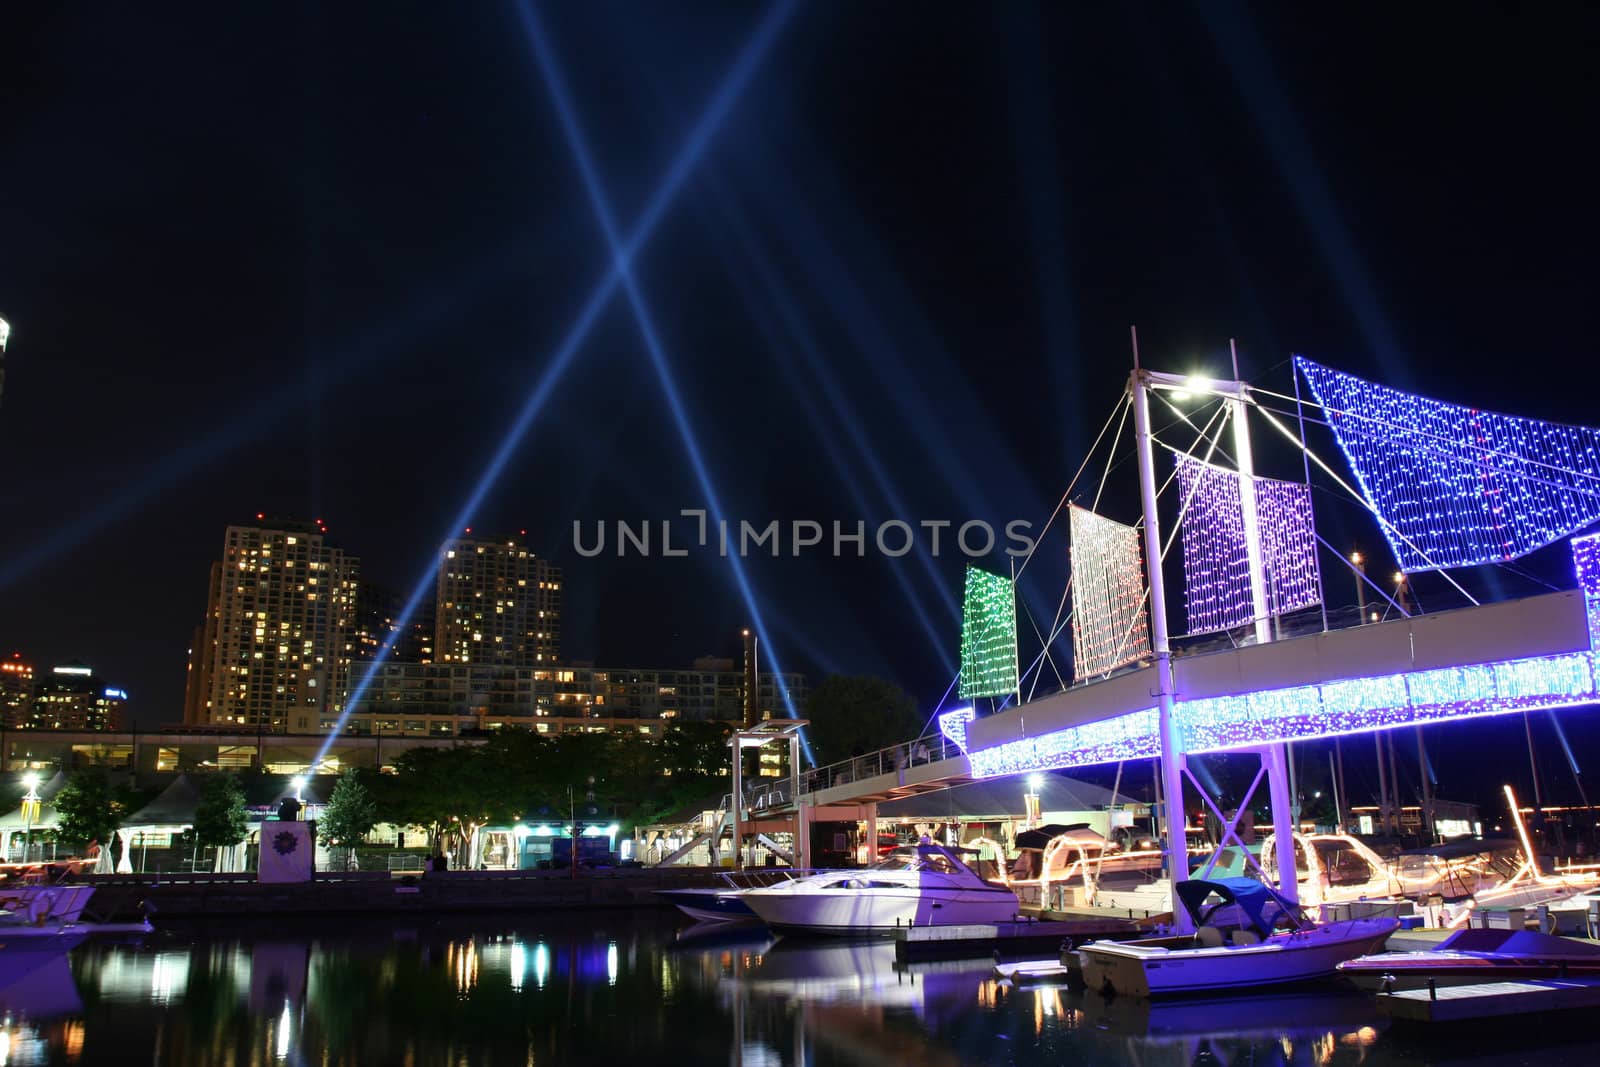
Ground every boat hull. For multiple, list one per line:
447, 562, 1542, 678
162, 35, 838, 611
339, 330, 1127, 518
1079, 918, 1398, 997
742, 887, 1019, 936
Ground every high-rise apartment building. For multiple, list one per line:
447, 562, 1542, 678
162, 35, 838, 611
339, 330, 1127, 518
1, 653, 34, 728
435, 534, 561, 667
183, 518, 359, 731
30, 661, 128, 730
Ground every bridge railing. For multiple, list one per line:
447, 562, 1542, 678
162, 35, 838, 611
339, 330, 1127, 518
795, 730, 961, 798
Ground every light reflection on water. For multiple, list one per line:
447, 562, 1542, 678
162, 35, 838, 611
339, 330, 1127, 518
0, 916, 1596, 1065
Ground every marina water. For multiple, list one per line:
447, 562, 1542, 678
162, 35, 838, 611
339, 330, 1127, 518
6, 913, 1600, 1065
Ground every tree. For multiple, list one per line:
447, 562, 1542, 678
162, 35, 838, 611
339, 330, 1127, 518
53, 769, 121, 850
193, 774, 249, 849
319, 772, 379, 848
804, 675, 922, 763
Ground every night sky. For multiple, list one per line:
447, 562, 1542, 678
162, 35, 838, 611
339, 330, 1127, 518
3, 4, 1599, 808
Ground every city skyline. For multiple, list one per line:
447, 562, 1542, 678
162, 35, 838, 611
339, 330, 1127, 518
3, 5, 1599, 798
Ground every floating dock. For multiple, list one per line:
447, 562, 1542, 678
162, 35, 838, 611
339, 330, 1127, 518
1377, 977, 1600, 1023
893, 917, 1142, 962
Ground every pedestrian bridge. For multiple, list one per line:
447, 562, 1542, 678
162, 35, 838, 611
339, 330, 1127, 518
779, 533, 1600, 811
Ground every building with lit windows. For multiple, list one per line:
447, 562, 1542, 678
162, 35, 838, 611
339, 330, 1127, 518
434, 533, 561, 667
27, 661, 128, 731
1, 653, 34, 728
183, 518, 359, 732
339, 657, 806, 767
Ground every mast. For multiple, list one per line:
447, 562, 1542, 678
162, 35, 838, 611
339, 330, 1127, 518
1130, 367, 1192, 920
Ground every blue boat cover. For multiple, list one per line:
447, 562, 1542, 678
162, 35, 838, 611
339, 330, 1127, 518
1175, 877, 1299, 936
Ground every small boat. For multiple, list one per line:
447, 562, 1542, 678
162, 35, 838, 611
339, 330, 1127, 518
0, 883, 96, 925
655, 887, 759, 924
1338, 927, 1600, 989
1076, 877, 1398, 997
739, 844, 1020, 936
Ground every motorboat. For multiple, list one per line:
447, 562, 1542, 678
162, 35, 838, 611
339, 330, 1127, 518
1076, 877, 1398, 997
0, 883, 96, 925
739, 844, 1020, 935
1338, 927, 1600, 989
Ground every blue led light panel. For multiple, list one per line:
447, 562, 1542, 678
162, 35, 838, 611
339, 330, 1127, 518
1298, 357, 1600, 572
960, 566, 1019, 699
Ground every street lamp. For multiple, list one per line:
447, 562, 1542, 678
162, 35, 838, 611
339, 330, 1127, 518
291, 775, 306, 802
1024, 774, 1044, 829
1350, 551, 1367, 621
21, 771, 42, 865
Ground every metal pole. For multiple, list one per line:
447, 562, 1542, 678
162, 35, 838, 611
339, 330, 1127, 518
1353, 552, 1368, 622
732, 739, 744, 873
1230, 378, 1297, 902
1330, 750, 1345, 832
1335, 738, 1348, 832
1416, 727, 1433, 842
1524, 712, 1544, 812
1130, 369, 1191, 922
1375, 733, 1390, 834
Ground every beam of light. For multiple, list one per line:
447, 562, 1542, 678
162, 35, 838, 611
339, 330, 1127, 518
1548, 709, 1582, 777
317, 0, 800, 766
517, 0, 813, 763
0, 238, 528, 593
699, 175, 959, 671
1194, 5, 1410, 385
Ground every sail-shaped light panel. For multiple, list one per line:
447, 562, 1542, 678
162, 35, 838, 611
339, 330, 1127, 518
1069, 505, 1151, 678
959, 566, 1018, 699
1298, 356, 1600, 572
1174, 452, 1321, 634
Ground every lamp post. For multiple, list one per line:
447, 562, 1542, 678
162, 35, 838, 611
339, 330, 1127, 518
1393, 571, 1409, 616
1024, 774, 1043, 830
1351, 551, 1367, 622
21, 771, 41, 865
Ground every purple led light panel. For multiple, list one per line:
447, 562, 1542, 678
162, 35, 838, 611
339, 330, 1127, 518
1174, 453, 1321, 634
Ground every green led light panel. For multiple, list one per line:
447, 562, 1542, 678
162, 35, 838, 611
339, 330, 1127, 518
960, 565, 1018, 699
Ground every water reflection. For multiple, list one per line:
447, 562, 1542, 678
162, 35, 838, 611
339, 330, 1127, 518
0, 916, 1594, 1065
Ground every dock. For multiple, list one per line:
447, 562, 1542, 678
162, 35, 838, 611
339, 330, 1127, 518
1377, 977, 1600, 1023
79, 867, 724, 921
893, 917, 1142, 962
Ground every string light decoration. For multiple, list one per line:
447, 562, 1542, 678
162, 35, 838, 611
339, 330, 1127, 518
1069, 505, 1152, 678
962, 529, 1600, 778
959, 566, 1019, 699
1297, 356, 1600, 572
968, 708, 1160, 779
938, 707, 976, 753
1173, 452, 1321, 634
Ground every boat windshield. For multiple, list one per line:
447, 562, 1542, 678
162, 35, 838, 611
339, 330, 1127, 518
868, 847, 965, 875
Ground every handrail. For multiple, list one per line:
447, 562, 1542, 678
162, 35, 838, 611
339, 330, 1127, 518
797, 730, 960, 797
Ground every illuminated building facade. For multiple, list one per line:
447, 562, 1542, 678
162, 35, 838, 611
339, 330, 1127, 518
1, 653, 35, 728
435, 534, 561, 667
27, 662, 128, 731
185, 518, 359, 731
341, 657, 806, 748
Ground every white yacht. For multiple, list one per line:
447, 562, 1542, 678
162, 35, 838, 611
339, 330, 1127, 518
1077, 878, 1397, 997
740, 844, 1020, 935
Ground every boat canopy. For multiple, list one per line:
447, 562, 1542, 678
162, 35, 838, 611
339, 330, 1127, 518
1397, 838, 1516, 860
1175, 877, 1301, 936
